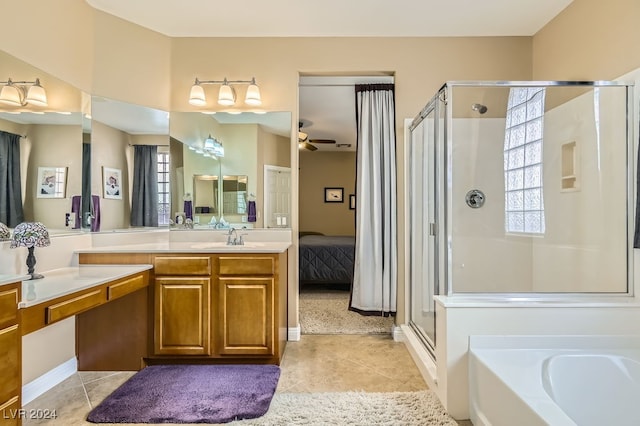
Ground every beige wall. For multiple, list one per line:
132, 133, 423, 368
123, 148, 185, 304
533, 0, 640, 80
299, 151, 356, 236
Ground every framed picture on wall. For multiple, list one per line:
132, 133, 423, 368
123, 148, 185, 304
349, 194, 356, 210
102, 167, 122, 199
324, 187, 344, 203
36, 166, 68, 199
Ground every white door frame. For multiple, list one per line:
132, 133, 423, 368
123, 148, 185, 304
264, 165, 292, 228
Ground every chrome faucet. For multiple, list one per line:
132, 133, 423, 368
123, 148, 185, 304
226, 227, 238, 245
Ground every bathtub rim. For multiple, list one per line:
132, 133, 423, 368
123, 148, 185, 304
468, 334, 640, 426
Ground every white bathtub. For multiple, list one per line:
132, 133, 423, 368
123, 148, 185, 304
468, 335, 640, 426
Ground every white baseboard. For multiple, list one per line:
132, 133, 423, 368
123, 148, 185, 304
401, 324, 439, 390
22, 357, 77, 405
392, 325, 404, 341
288, 326, 301, 341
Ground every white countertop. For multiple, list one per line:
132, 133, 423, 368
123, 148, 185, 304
19, 264, 153, 308
0, 274, 29, 286
75, 241, 291, 254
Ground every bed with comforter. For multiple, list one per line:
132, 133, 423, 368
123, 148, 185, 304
299, 234, 355, 284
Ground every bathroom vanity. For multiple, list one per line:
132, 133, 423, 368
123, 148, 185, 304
76, 241, 289, 368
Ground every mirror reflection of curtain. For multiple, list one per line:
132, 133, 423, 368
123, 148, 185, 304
81, 142, 91, 228
0, 130, 24, 227
130, 145, 159, 227
350, 84, 397, 316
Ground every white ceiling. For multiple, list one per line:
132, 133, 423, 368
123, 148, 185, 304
86, 0, 573, 37
81, 0, 574, 151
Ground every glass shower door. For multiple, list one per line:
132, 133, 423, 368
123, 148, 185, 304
408, 98, 438, 355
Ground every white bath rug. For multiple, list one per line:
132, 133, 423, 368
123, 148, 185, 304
234, 391, 458, 425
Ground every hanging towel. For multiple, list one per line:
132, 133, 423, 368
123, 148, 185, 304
91, 195, 101, 232
184, 200, 193, 220
71, 195, 81, 229
247, 200, 257, 222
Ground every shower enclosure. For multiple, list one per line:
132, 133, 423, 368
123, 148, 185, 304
407, 81, 634, 357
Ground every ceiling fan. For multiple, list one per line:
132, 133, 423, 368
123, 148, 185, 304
298, 121, 336, 151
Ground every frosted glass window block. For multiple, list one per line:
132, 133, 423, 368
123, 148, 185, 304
526, 119, 543, 142
506, 190, 524, 211
506, 112, 512, 128
508, 147, 525, 169
510, 124, 526, 148
512, 104, 527, 126
524, 164, 541, 188
525, 140, 542, 164
527, 87, 543, 101
512, 88, 528, 107
524, 212, 542, 233
507, 212, 525, 233
526, 97, 543, 118
507, 169, 524, 190
524, 188, 541, 210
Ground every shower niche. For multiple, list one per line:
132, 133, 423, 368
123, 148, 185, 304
407, 81, 634, 356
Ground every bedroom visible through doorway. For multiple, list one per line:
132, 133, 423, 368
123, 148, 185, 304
298, 75, 395, 335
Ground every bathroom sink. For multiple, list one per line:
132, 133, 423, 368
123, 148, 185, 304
189, 242, 266, 250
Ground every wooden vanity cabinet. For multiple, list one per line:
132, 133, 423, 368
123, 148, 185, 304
0, 282, 21, 426
153, 256, 211, 356
79, 249, 288, 364
216, 256, 276, 356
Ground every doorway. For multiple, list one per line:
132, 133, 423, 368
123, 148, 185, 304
297, 75, 394, 335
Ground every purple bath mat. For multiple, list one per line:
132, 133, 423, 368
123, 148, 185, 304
87, 364, 280, 423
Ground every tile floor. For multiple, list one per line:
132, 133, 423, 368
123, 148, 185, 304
23, 334, 471, 425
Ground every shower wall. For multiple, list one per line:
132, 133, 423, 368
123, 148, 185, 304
450, 83, 630, 294
532, 88, 627, 292
451, 118, 533, 292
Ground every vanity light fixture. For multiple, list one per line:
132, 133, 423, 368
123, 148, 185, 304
203, 134, 225, 158
189, 77, 262, 107
0, 78, 48, 107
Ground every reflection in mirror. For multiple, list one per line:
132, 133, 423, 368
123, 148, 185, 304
91, 97, 169, 231
0, 50, 86, 232
193, 174, 219, 218
169, 111, 292, 229
222, 175, 248, 215
0, 111, 85, 230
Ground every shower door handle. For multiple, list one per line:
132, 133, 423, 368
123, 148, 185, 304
429, 223, 436, 236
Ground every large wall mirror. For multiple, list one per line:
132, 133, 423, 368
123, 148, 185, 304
91, 97, 169, 231
0, 49, 88, 232
170, 111, 292, 229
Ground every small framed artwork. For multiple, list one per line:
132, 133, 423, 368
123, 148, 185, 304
324, 187, 344, 203
349, 194, 356, 210
36, 166, 68, 198
103, 167, 122, 199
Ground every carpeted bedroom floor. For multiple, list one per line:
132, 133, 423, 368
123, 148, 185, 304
299, 285, 395, 335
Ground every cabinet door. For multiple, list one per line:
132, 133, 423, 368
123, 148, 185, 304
0, 324, 19, 421
217, 277, 274, 356
155, 277, 210, 355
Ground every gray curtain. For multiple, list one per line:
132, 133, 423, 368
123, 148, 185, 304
81, 142, 91, 228
130, 145, 159, 227
635, 110, 640, 248
350, 84, 397, 316
0, 131, 24, 227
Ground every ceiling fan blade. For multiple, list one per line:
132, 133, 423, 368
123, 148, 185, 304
309, 139, 336, 144
299, 141, 318, 151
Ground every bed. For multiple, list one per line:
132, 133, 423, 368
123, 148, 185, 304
299, 234, 356, 284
